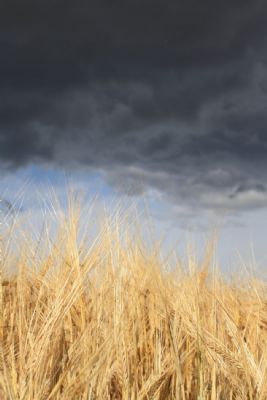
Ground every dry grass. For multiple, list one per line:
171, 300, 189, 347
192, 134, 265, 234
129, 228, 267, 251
1, 199, 267, 399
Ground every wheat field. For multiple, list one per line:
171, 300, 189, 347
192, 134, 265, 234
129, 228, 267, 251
0, 198, 267, 399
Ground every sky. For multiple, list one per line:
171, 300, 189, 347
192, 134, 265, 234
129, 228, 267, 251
1, 0, 267, 272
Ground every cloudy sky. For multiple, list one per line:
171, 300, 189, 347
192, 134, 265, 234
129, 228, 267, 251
1, 0, 267, 270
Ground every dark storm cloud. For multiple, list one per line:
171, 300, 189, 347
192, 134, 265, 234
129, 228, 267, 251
1, 0, 267, 212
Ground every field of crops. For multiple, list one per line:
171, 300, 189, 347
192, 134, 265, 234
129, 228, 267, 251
0, 200, 267, 399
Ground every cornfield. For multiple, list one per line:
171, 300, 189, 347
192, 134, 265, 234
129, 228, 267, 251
0, 197, 267, 399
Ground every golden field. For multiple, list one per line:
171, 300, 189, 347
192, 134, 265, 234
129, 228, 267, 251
0, 197, 267, 399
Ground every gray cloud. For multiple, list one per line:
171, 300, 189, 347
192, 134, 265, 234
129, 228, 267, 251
1, 0, 267, 213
